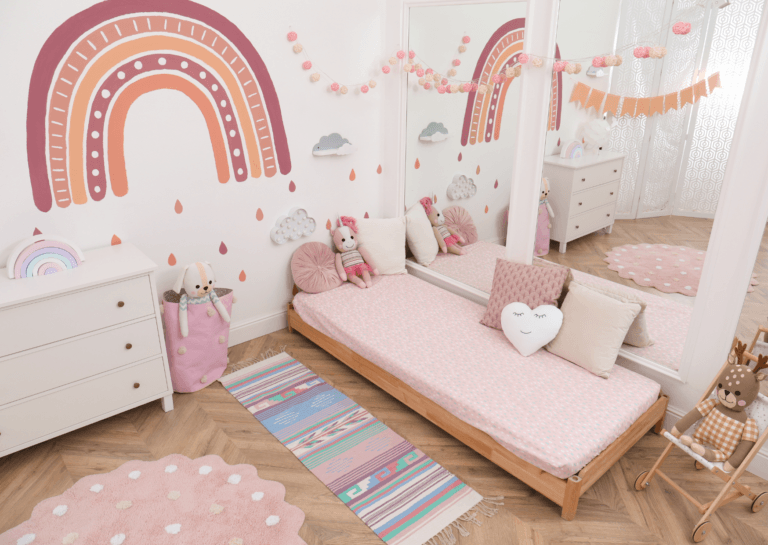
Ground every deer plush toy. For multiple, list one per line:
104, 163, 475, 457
420, 197, 466, 255
331, 216, 379, 289
672, 340, 766, 473
173, 261, 231, 337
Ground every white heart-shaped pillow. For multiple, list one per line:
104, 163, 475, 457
501, 302, 563, 357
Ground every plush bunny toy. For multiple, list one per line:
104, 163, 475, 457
672, 340, 766, 473
332, 216, 379, 289
173, 261, 230, 337
420, 197, 465, 255
535, 178, 555, 257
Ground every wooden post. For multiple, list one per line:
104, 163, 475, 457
561, 475, 582, 520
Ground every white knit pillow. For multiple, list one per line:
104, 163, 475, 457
405, 204, 438, 266
357, 217, 407, 275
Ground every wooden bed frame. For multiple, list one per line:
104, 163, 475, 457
287, 301, 669, 520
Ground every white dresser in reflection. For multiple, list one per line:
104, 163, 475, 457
0, 243, 173, 458
543, 151, 625, 253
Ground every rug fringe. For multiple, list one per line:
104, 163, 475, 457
223, 345, 289, 376
423, 496, 504, 545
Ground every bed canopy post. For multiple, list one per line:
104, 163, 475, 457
504, 0, 560, 264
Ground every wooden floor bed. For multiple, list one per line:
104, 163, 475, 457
287, 300, 668, 520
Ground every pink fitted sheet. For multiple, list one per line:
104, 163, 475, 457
293, 274, 661, 479
427, 241, 692, 371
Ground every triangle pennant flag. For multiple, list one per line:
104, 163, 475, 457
586, 89, 606, 112
680, 86, 694, 107
621, 97, 637, 117
649, 96, 664, 116
693, 79, 708, 102
664, 92, 679, 113
570, 82, 590, 107
634, 97, 650, 117
603, 94, 620, 115
708, 72, 722, 91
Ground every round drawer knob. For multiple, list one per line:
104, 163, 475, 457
607, 213, 611, 217
125, 343, 133, 350
575, 226, 579, 229
610, 192, 614, 195
613, 169, 618, 173
578, 202, 582, 206
117, 301, 125, 308
133, 383, 140, 389
581, 178, 586, 182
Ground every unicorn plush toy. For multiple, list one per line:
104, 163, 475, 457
173, 261, 230, 337
331, 216, 379, 289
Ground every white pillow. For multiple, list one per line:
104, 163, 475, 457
357, 217, 407, 275
546, 282, 641, 378
405, 203, 438, 266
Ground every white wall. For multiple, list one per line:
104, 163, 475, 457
404, 2, 526, 243
0, 0, 402, 342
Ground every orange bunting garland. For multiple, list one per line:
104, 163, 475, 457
585, 89, 605, 112
621, 97, 637, 117
603, 94, 620, 115
634, 97, 650, 117
570, 82, 590, 107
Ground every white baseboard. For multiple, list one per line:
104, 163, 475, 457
665, 403, 768, 479
228, 310, 287, 348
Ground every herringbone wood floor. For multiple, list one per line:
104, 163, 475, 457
541, 216, 768, 341
3, 330, 768, 544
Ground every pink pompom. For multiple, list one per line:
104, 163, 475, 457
673, 22, 691, 35
592, 56, 605, 67
470, 83, 478, 92
424, 82, 431, 90
382, 65, 391, 74
416, 68, 425, 77
330, 82, 340, 91
441, 78, 448, 85
553, 61, 566, 72
491, 74, 503, 84
361, 85, 369, 93
462, 36, 471, 44
302, 60, 312, 70
396, 50, 406, 59
437, 85, 446, 94
408, 50, 416, 59
287, 31, 298, 42
462, 83, 472, 92
452, 59, 461, 66
634, 46, 650, 58
519, 53, 529, 65
425, 68, 434, 75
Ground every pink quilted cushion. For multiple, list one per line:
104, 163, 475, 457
444, 206, 478, 245
481, 258, 569, 330
291, 242, 343, 294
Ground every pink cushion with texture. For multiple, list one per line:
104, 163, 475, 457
444, 206, 478, 245
481, 258, 569, 330
291, 242, 343, 294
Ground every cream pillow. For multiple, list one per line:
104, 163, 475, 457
405, 203, 438, 266
577, 282, 654, 347
546, 282, 641, 378
357, 217, 407, 275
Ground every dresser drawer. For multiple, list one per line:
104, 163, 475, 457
570, 160, 622, 192
566, 202, 617, 241
0, 357, 167, 454
0, 276, 154, 358
0, 318, 161, 405
569, 181, 620, 217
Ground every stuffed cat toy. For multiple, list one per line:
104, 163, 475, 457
331, 216, 379, 289
672, 339, 766, 473
173, 261, 230, 337
420, 197, 465, 255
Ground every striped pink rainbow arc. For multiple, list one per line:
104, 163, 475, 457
28, 0, 291, 212
6, 235, 85, 279
461, 18, 562, 147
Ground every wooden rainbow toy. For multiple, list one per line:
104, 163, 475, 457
559, 140, 584, 159
6, 235, 85, 279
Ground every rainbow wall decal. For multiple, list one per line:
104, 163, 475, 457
6, 235, 85, 279
461, 19, 562, 146
27, 0, 291, 212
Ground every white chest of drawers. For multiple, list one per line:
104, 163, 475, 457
0, 243, 173, 458
542, 151, 625, 253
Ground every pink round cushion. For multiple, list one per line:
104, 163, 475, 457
291, 242, 343, 293
443, 206, 478, 244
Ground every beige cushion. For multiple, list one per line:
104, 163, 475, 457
405, 204, 438, 266
578, 282, 654, 347
546, 282, 641, 378
357, 218, 407, 275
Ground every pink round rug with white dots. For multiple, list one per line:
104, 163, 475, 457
604, 243, 710, 296
1, 454, 306, 545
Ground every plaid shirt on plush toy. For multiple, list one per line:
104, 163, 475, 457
691, 398, 759, 462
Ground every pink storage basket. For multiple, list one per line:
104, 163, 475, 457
162, 288, 233, 393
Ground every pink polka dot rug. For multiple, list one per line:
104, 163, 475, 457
0, 454, 306, 545
604, 243, 758, 297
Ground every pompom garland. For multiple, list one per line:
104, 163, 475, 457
449, 68, 457, 77
519, 53, 529, 64
649, 46, 667, 58
418, 77, 426, 86
514, 65, 522, 77
293, 43, 303, 53
340, 85, 348, 94
673, 21, 691, 35
416, 68, 425, 77
634, 46, 650, 58
302, 60, 312, 70
310, 73, 321, 82
330, 82, 340, 91
531, 57, 543, 68
441, 78, 448, 85
478, 84, 488, 94
462, 83, 472, 92
424, 82, 432, 90
505, 66, 514, 78
381, 65, 391, 74
462, 36, 471, 44
450, 84, 459, 93
492, 74, 503, 84
368, 79, 377, 88
565, 62, 576, 74
553, 61, 566, 72
409, 50, 416, 59
404, 63, 413, 72
459, 45, 467, 53
287, 31, 298, 41
389, 56, 397, 65
437, 85, 446, 93
426, 68, 434, 74
574, 63, 582, 74
361, 85, 369, 93
592, 56, 606, 67
452, 59, 461, 66
396, 50, 406, 59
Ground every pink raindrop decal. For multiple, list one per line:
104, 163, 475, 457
350, 169, 356, 181
111, 234, 121, 245
219, 241, 228, 255
288, 180, 296, 192
377, 165, 382, 174
33, 227, 42, 235
256, 208, 264, 221
174, 200, 183, 214
458, 152, 462, 162
168, 253, 177, 266
239, 270, 246, 282
494, 180, 498, 189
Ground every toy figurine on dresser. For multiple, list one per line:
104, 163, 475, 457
162, 262, 234, 392
536, 177, 554, 256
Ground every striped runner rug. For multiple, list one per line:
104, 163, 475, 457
220, 352, 497, 545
